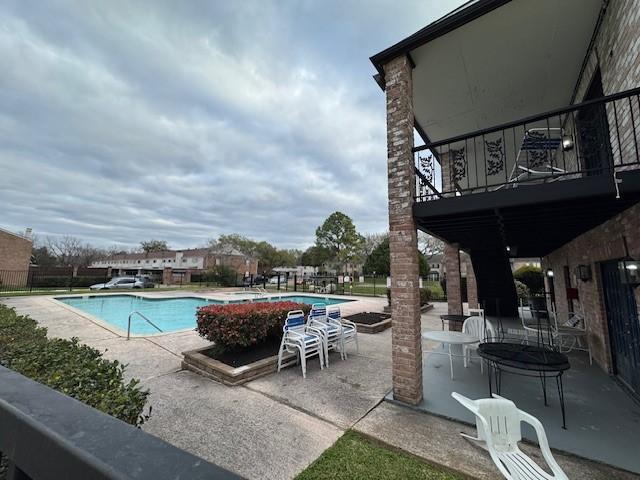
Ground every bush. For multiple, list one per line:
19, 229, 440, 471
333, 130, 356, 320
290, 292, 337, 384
514, 280, 530, 301
513, 266, 544, 294
0, 304, 149, 426
196, 301, 311, 350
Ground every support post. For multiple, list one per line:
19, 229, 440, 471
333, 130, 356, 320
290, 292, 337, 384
385, 55, 422, 405
445, 243, 463, 326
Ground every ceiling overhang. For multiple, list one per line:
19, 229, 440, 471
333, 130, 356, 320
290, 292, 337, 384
372, 0, 605, 144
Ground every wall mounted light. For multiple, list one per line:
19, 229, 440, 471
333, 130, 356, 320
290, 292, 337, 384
546, 269, 554, 278
618, 236, 640, 286
562, 134, 574, 151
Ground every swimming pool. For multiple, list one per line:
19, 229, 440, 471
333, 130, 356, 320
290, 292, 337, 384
56, 294, 351, 335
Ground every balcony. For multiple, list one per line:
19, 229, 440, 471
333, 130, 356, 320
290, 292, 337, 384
412, 87, 640, 257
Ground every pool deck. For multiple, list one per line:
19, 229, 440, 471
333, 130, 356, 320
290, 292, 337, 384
2, 293, 637, 479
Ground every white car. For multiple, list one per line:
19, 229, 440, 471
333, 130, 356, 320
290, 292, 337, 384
89, 276, 153, 290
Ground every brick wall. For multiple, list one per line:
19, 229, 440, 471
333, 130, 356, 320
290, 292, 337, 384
445, 243, 463, 320
385, 55, 423, 405
575, 0, 640, 169
543, 203, 640, 372
0, 230, 32, 271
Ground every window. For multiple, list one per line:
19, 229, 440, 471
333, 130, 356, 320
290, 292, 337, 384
215, 258, 221, 266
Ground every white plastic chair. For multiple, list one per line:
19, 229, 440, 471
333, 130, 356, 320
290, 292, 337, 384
452, 392, 568, 480
462, 316, 496, 373
307, 303, 343, 365
277, 310, 324, 378
327, 305, 358, 357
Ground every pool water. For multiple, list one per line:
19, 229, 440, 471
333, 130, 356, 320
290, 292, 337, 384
56, 294, 350, 335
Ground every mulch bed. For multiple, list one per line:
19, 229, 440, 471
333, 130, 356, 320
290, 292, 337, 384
344, 312, 391, 325
201, 338, 281, 368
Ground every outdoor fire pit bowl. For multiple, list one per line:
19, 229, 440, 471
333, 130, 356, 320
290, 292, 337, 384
344, 312, 391, 334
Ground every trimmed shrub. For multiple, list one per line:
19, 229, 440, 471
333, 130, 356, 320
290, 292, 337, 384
514, 280, 530, 301
196, 301, 311, 350
513, 266, 544, 294
0, 304, 149, 426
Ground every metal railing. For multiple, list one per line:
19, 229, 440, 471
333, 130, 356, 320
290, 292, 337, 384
127, 311, 163, 340
0, 365, 241, 480
414, 87, 640, 201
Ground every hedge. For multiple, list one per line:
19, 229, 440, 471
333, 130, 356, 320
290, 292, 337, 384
0, 304, 149, 426
196, 301, 311, 350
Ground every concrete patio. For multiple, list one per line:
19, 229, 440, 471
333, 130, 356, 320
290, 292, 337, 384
2, 293, 638, 479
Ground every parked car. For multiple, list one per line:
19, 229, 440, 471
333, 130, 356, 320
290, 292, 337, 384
89, 276, 154, 290
269, 276, 282, 284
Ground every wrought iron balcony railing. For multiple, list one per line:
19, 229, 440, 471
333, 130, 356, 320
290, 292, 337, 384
414, 86, 640, 202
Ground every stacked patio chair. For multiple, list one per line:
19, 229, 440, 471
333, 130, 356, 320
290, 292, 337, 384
327, 305, 359, 357
452, 392, 568, 480
277, 310, 325, 378
307, 303, 344, 366
462, 316, 496, 373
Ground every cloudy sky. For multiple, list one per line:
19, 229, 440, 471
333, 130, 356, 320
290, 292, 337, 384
0, 0, 462, 250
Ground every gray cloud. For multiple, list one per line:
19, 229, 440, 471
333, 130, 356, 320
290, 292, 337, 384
0, 0, 463, 249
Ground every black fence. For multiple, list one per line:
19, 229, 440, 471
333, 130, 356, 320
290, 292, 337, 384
415, 86, 640, 200
0, 365, 241, 480
190, 271, 447, 300
0, 268, 111, 295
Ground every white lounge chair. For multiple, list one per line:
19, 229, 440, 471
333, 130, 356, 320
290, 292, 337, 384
462, 316, 496, 373
277, 310, 324, 378
307, 303, 343, 366
327, 305, 358, 357
452, 392, 568, 480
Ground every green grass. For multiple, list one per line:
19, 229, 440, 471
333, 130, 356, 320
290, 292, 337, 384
296, 431, 462, 480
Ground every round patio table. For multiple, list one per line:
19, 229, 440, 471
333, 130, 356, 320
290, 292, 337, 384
422, 330, 480, 380
439, 314, 471, 331
478, 342, 570, 428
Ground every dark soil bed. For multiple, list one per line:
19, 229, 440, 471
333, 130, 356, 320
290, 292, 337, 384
344, 312, 391, 325
201, 338, 281, 368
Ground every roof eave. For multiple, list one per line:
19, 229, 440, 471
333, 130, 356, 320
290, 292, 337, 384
369, 0, 512, 85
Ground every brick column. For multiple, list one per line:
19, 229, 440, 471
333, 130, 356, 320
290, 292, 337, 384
445, 243, 463, 326
162, 267, 173, 285
465, 256, 479, 309
385, 56, 422, 405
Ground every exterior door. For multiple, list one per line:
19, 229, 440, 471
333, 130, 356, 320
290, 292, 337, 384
601, 261, 640, 395
576, 69, 613, 176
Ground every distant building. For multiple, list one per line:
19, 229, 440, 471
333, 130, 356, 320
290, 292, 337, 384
0, 227, 32, 271
90, 247, 258, 278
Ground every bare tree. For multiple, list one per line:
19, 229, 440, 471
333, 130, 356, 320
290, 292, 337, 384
46, 236, 103, 267
418, 231, 444, 260
362, 232, 388, 258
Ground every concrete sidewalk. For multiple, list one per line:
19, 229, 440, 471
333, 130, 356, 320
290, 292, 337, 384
1, 293, 391, 480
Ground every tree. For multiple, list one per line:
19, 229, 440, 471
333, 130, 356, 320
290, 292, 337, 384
31, 246, 57, 267
314, 212, 365, 266
363, 237, 429, 276
362, 232, 388, 257
363, 237, 390, 275
513, 265, 544, 294
140, 240, 169, 253
418, 232, 444, 259
208, 234, 299, 273
46, 236, 101, 267
300, 245, 331, 268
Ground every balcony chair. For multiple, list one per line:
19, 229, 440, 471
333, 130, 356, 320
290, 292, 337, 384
462, 316, 496, 373
307, 303, 343, 365
496, 128, 567, 191
277, 310, 324, 378
327, 305, 359, 357
452, 392, 568, 480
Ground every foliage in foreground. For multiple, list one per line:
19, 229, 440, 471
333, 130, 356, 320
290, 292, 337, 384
0, 304, 149, 426
513, 265, 544, 294
196, 301, 311, 350
296, 430, 462, 480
